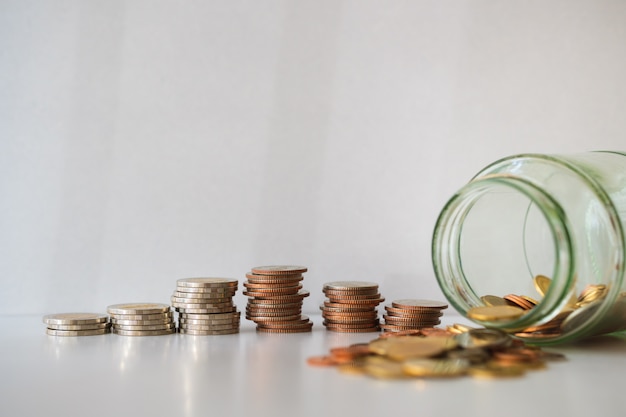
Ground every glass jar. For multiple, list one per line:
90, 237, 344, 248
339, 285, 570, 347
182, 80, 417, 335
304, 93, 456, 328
432, 151, 626, 344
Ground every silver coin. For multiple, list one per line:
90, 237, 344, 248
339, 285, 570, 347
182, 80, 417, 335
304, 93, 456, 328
176, 278, 238, 288
113, 323, 176, 331
43, 313, 109, 325
47, 322, 111, 331
108, 312, 173, 321
178, 311, 240, 320
179, 323, 239, 331
179, 328, 239, 335
107, 303, 171, 315
175, 307, 238, 314
46, 328, 111, 337
175, 286, 238, 294
111, 318, 174, 326
173, 291, 235, 299
179, 317, 240, 325
112, 328, 176, 336
170, 296, 233, 305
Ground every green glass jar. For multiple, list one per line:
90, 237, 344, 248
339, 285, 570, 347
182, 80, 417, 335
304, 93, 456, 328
432, 151, 626, 344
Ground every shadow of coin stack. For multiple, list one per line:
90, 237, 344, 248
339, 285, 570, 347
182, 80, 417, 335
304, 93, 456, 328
172, 278, 240, 335
381, 299, 448, 333
108, 303, 176, 336
244, 265, 313, 333
321, 281, 384, 333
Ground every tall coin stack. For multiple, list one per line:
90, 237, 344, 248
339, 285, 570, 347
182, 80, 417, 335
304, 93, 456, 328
173, 278, 240, 335
244, 265, 313, 333
108, 303, 176, 336
43, 313, 111, 336
381, 299, 448, 333
321, 281, 384, 333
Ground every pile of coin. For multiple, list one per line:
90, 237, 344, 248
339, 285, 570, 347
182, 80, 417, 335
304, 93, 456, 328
43, 313, 111, 336
244, 265, 313, 333
320, 281, 384, 333
307, 326, 565, 379
467, 274, 626, 340
173, 278, 240, 335
108, 303, 176, 336
381, 299, 447, 332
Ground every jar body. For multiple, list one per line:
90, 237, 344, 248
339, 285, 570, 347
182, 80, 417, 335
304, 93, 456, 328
432, 151, 626, 344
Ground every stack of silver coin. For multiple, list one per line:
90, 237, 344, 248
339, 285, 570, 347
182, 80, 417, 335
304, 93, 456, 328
173, 278, 240, 335
107, 303, 176, 336
43, 313, 111, 336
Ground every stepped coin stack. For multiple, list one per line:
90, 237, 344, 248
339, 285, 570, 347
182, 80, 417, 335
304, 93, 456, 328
244, 265, 313, 333
173, 278, 240, 335
43, 313, 111, 336
108, 303, 176, 336
381, 299, 448, 333
321, 281, 384, 333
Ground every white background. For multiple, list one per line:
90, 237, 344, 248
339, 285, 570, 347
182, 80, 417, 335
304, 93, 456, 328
2, 0, 626, 316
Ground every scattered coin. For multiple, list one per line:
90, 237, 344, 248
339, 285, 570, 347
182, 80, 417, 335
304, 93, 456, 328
307, 326, 564, 380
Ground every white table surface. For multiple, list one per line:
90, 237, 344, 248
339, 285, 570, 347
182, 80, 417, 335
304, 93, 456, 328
2, 313, 625, 417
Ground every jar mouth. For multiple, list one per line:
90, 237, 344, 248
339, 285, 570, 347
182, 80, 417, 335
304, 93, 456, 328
432, 173, 576, 331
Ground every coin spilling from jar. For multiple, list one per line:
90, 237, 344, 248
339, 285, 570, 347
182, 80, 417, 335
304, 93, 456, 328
307, 326, 565, 379
466, 274, 626, 339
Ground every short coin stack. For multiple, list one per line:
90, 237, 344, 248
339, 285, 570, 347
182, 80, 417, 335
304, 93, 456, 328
321, 281, 384, 333
43, 313, 111, 336
381, 299, 448, 333
108, 303, 176, 336
244, 265, 313, 333
173, 278, 240, 335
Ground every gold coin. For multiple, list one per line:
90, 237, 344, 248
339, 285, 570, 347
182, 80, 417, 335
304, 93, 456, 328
362, 356, 409, 379
107, 303, 170, 315
533, 275, 552, 297
467, 305, 525, 321
176, 278, 238, 288
403, 358, 470, 377
323, 281, 378, 291
245, 273, 303, 282
480, 295, 509, 307
43, 313, 109, 325
112, 328, 176, 336
454, 328, 511, 349
46, 322, 111, 331
46, 328, 110, 336
179, 328, 239, 335
250, 265, 308, 275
